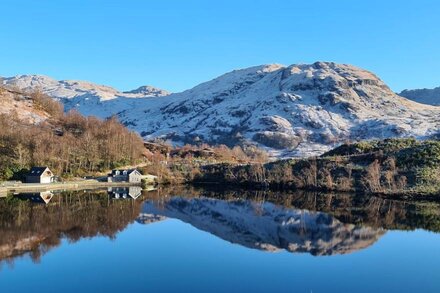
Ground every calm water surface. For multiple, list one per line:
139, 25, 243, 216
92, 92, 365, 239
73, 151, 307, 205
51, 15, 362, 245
0, 187, 439, 292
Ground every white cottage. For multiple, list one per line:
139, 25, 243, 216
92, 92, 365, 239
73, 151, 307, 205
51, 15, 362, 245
26, 167, 54, 184
107, 169, 142, 183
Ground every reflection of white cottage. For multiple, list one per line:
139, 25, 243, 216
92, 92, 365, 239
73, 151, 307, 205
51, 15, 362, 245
26, 167, 54, 183
15, 191, 54, 204
108, 186, 142, 200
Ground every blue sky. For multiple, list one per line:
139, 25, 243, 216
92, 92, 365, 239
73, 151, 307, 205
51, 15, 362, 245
0, 0, 439, 92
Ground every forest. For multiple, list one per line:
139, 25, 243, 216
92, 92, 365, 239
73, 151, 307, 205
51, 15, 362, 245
0, 89, 146, 180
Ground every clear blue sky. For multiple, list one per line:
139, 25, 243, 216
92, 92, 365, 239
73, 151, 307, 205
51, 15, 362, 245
1, 0, 439, 92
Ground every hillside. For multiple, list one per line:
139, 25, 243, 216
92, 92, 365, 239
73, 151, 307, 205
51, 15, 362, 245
194, 138, 440, 197
119, 62, 440, 156
0, 87, 55, 124
399, 87, 440, 106
0, 87, 145, 180
4, 62, 440, 157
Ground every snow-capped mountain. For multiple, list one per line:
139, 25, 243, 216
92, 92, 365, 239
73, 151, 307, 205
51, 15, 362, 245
399, 87, 440, 106
139, 197, 385, 255
118, 62, 440, 156
4, 62, 440, 157
2, 75, 170, 118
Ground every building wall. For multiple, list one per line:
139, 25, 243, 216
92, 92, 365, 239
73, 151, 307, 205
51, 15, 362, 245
26, 176, 52, 183
40, 176, 52, 184
107, 171, 142, 183
128, 173, 142, 183
26, 176, 41, 183
109, 175, 129, 182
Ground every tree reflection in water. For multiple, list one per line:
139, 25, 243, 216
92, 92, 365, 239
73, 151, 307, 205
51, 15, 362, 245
153, 186, 440, 233
0, 189, 143, 266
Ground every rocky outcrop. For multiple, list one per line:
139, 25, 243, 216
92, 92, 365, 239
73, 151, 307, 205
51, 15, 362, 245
124, 85, 170, 96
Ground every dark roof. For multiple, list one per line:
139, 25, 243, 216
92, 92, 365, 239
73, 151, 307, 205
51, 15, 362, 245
111, 169, 140, 175
28, 167, 51, 176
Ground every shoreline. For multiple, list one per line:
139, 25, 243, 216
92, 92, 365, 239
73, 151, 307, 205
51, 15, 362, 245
0, 181, 143, 197
1, 179, 439, 203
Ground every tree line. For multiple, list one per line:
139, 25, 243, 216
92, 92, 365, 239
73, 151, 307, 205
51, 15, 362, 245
192, 139, 440, 196
0, 89, 146, 180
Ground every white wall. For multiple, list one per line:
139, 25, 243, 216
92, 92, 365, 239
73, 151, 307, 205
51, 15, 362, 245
40, 176, 52, 184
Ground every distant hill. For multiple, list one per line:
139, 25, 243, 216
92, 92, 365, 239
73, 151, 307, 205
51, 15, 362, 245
2, 75, 169, 118
399, 87, 440, 106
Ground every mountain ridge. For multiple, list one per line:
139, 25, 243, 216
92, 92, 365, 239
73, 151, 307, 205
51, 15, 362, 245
2, 74, 170, 118
3, 62, 440, 157
118, 61, 440, 156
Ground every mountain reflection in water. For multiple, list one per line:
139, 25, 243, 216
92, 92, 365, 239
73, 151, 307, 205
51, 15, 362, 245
1, 186, 440, 265
140, 197, 385, 255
